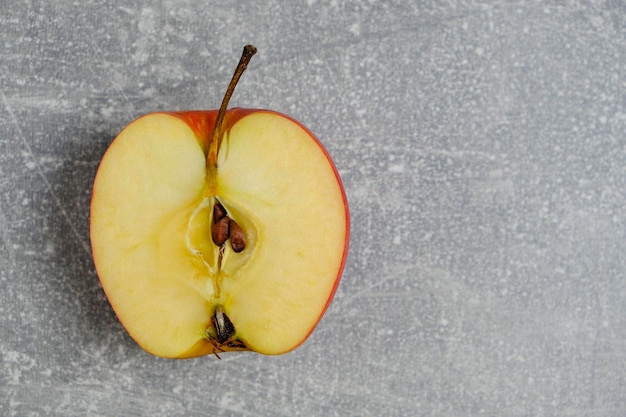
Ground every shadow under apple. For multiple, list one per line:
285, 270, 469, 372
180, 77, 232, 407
45, 119, 141, 362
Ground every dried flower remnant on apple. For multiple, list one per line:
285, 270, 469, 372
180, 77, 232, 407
208, 305, 246, 358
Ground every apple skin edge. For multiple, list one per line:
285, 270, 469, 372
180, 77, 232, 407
90, 108, 350, 357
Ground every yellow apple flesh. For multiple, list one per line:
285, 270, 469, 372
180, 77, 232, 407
90, 109, 349, 358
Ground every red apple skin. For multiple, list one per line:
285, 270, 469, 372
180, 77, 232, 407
91, 108, 349, 357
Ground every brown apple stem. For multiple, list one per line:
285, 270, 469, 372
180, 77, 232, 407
207, 44, 257, 169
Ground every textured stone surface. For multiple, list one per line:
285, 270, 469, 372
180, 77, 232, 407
1, 1, 626, 416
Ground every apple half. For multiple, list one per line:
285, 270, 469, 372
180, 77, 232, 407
90, 46, 349, 358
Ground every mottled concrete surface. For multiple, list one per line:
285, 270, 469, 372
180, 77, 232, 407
1, 1, 625, 416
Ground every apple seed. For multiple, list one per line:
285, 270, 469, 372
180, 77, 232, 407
213, 201, 227, 223
212, 216, 230, 246
229, 220, 246, 252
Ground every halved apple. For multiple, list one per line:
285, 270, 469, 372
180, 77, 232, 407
90, 46, 349, 358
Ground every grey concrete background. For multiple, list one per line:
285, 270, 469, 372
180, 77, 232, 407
1, 1, 625, 416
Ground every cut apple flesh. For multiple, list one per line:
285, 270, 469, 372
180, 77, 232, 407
90, 111, 349, 357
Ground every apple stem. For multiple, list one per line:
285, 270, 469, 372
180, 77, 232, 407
207, 45, 257, 169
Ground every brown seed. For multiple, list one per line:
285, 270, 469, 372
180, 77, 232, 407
213, 201, 227, 223
211, 216, 230, 246
229, 220, 246, 252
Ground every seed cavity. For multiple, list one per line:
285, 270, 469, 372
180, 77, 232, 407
210, 200, 246, 253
